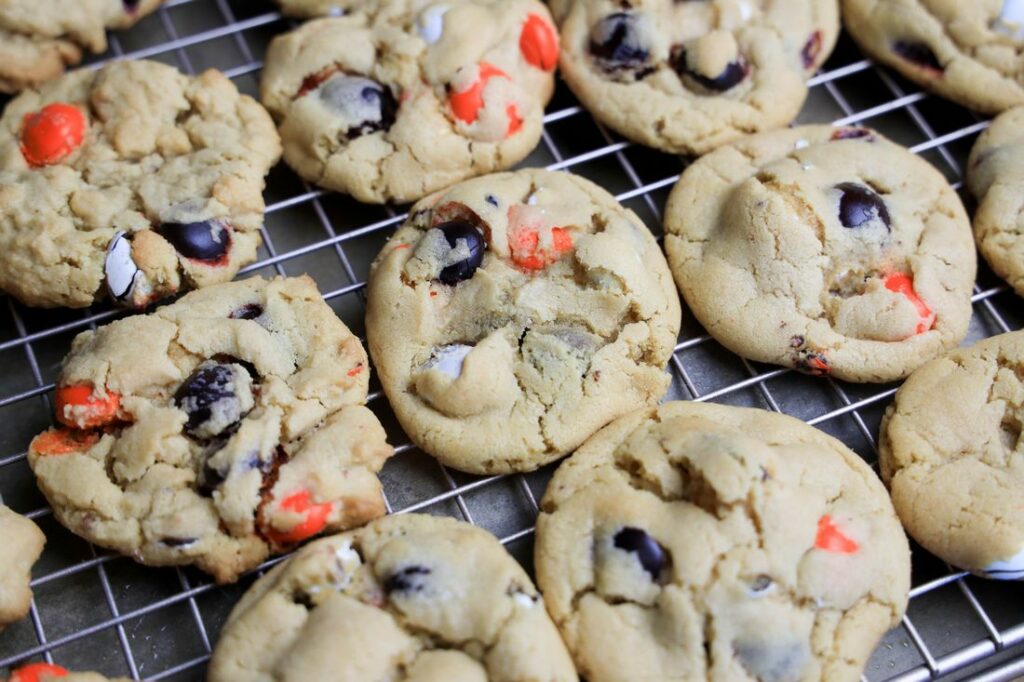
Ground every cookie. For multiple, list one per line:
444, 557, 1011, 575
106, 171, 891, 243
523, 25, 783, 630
555, 0, 839, 155
260, 0, 558, 204
880, 331, 1024, 580
26, 276, 393, 584
4, 664, 127, 682
0, 0, 165, 94
0, 505, 45, 631
843, 0, 1024, 115
274, 0, 356, 17
967, 106, 1024, 298
664, 125, 976, 383
0, 59, 282, 309
207, 513, 577, 682
536, 401, 911, 682
365, 169, 681, 474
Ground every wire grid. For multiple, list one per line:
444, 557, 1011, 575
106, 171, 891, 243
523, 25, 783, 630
0, 1, 1022, 679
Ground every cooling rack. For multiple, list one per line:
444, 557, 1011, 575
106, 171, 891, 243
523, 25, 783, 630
0, 1, 1022, 679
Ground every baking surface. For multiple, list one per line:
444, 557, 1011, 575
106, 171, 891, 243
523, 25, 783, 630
0, 0, 1022, 679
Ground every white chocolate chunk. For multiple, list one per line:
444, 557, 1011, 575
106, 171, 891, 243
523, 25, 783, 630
420, 344, 473, 380
982, 547, 1024, 580
104, 231, 140, 303
417, 4, 450, 44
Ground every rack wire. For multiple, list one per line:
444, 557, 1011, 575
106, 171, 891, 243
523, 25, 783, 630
0, 1, 1022, 679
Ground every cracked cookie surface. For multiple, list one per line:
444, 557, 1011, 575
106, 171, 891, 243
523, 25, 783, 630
208, 513, 578, 682
555, 0, 839, 155
26, 276, 393, 584
0, 505, 45, 631
880, 330, 1024, 580
260, 0, 558, 204
365, 169, 681, 475
967, 106, 1024, 298
664, 125, 976, 383
0, 0, 164, 93
843, 0, 1024, 114
535, 401, 911, 682
0, 59, 282, 309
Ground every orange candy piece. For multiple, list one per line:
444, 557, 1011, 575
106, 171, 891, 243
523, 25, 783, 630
814, 515, 859, 554
520, 14, 559, 71
449, 62, 522, 137
20, 103, 87, 167
10, 663, 69, 682
55, 384, 121, 429
884, 272, 935, 335
31, 428, 100, 456
264, 490, 333, 545
507, 205, 573, 270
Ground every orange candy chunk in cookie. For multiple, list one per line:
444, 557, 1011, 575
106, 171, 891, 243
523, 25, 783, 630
20, 103, 87, 167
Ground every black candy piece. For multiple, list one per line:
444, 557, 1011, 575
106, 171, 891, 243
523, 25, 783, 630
436, 220, 486, 285
673, 49, 748, 92
384, 566, 431, 593
801, 31, 822, 69
893, 40, 943, 72
589, 13, 653, 76
160, 537, 197, 548
321, 76, 398, 139
835, 182, 891, 230
174, 363, 240, 437
123, 0, 140, 11
613, 527, 668, 580
158, 220, 231, 262
230, 303, 264, 320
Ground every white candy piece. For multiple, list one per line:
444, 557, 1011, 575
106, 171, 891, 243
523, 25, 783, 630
420, 343, 473, 380
513, 591, 539, 607
995, 0, 1024, 38
320, 75, 386, 125
104, 231, 140, 303
794, 138, 809, 150
417, 4, 450, 44
981, 547, 1024, 581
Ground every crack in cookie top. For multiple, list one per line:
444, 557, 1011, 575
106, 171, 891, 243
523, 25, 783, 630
0, 60, 282, 309
880, 330, 1024, 581
259, 0, 558, 204
208, 514, 578, 681
968, 105, 1024, 298
555, 0, 839, 155
26, 276, 393, 584
0, 0, 165, 93
843, 0, 1024, 114
365, 169, 681, 475
0, 505, 45, 631
664, 125, 976, 384
535, 401, 911, 682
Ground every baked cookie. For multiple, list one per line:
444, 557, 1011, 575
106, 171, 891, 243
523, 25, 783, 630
968, 106, 1024, 298
0, 0, 165, 94
880, 331, 1024, 580
0, 59, 282, 309
0, 505, 45, 631
4, 664, 128, 682
843, 0, 1024, 115
555, 0, 839, 155
26, 276, 393, 584
536, 401, 911, 682
664, 125, 976, 383
260, 0, 558, 204
208, 513, 577, 682
274, 0, 357, 17
365, 169, 681, 475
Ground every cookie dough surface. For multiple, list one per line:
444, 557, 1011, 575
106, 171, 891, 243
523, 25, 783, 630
260, 0, 558, 204
843, 0, 1024, 114
556, 0, 839, 155
0, 59, 282, 309
664, 125, 976, 383
208, 513, 577, 682
365, 169, 681, 474
27, 276, 393, 584
536, 401, 911, 682
967, 106, 1024, 298
0, 505, 45, 630
880, 331, 1024, 580
0, 0, 164, 93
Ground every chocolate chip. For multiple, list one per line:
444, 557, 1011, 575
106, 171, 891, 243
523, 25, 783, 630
229, 304, 264, 320
613, 527, 668, 580
384, 565, 431, 593
485, 194, 500, 207
436, 220, 486, 285
835, 182, 891, 230
589, 12, 654, 78
157, 220, 231, 262
893, 40, 943, 72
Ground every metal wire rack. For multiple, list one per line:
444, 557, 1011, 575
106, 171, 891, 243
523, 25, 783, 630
0, 1, 1022, 680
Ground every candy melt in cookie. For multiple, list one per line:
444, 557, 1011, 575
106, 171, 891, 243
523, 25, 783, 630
19, 103, 86, 167
417, 4, 450, 44
420, 343, 474, 379
883, 272, 935, 335
520, 13, 559, 71
449, 62, 522, 137
27, 277, 392, 583
982, 548, 1024, 581
507, 204, 573, 270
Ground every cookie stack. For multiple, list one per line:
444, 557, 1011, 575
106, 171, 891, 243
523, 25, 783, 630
0, 0, 1022, 681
